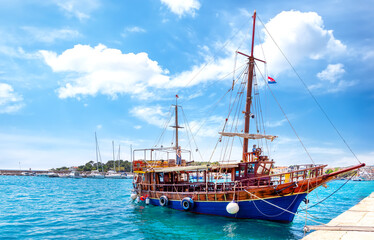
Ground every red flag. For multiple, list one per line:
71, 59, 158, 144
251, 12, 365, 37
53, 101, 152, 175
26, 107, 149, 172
268, 76, 276, 84
176, 94, 179, 98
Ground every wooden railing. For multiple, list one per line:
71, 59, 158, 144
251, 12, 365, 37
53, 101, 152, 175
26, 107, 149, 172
133, 159, 186, 172
137, 165, 327, 193
138, 181, 237, 193
241, 164, 326, 187
243, 152, 270, 162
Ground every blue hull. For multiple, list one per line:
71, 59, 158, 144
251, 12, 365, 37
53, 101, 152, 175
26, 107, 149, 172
149, 193, 307, 222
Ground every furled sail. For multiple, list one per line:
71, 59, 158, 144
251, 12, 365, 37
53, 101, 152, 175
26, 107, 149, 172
219, 132, 278, 141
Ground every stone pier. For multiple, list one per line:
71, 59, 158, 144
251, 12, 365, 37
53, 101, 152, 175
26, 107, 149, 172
303, 192, 374, 239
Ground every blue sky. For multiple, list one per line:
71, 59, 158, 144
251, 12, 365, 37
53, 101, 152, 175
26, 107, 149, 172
0, 0, 373, 170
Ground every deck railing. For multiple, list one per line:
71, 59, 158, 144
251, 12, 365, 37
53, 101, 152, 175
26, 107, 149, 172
136, 165, 327, 193
241, 164, 327, 187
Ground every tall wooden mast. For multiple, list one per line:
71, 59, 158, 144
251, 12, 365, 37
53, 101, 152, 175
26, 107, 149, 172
175, 96, 179, 154
171, 95, 183, 156
242, 10, 257, 162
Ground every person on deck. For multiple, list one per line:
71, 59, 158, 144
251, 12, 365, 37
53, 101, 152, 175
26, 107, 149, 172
252, 144, 257, 161
176, 147, 182, 166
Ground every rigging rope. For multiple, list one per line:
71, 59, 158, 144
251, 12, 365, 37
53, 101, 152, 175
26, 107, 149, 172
180, 106, 204, 162
176, 15, 252, 96
257, 14, 361, 165
153, 106, 173, 147
256, 24, 274, 157
255, 62, 315, 164
190, 66, 243, 138
298, 172, 358, 212
243, 189, 327, 226
219, 67, 246, 163
179, 62, 247, 105
252, 72, 270, 156
208, 68, 246, 163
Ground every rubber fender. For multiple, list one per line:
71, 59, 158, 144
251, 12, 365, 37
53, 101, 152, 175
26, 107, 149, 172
181, 197, 194, 211
159, 195, 168, 206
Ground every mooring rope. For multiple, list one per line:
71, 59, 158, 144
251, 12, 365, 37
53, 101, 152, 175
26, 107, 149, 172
243, 189, 327, 226
255, 62, 315, 164
298, 172, 357, 212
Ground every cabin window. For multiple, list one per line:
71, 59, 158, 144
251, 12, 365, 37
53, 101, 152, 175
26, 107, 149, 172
247, 164, 255, 174
263, 163, 272, 174
190, 172, 198, 182
159, 173, 164, 183
181, 173, 188, 182
240, 166, 245, 176
235, 170, 240, 177
257, 164, 264, 174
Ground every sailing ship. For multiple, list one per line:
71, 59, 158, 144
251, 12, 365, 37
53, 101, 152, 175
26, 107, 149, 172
131, 11, 365, 222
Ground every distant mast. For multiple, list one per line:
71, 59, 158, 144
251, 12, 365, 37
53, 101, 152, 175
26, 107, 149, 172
242, 10, 257, 162
95, 132, 99, 171
118, 144, 121, 172
130, 144, 133, 173
112, 140, 115, 172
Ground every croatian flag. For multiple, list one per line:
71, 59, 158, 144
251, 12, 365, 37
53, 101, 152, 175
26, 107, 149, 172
268, 76, 276, 84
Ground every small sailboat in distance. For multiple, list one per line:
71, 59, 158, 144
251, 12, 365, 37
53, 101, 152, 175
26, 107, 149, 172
87, 132, 105, 179
106, 141, 126, 179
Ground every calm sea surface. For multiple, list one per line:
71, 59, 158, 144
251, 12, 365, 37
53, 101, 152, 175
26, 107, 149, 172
0, 176, 373, 239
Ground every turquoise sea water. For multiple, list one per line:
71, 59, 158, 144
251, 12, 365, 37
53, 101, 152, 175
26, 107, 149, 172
0, 176, 373, 240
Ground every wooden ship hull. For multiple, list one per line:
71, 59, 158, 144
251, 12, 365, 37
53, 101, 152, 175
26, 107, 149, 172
134, 163, 364, 222
147, 193, 306, 222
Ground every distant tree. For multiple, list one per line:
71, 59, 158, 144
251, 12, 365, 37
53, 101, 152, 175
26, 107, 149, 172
56, 166, 69, 171
55, 159, 134, 172
107, 160, 115, 170
83, 162, 93, 171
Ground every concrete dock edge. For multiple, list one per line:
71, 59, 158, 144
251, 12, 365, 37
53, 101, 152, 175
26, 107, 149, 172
302, 192, 374, 240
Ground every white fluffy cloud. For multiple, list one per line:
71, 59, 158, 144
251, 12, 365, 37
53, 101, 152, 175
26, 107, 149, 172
39, 11, 349, 100
0, 83, 24, 113
161, 0, 201, 17
39, 44, 237, 99
312, 63, 356, 92
165, 54, 237, 88
255, 10, 347, 76
317, 63, 345, 83
39, 44, 170, 99
130, 105, 168, 127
